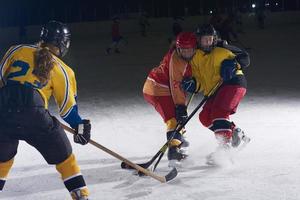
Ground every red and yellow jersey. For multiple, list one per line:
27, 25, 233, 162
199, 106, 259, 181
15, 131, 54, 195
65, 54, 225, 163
143, 48, 192, 105
0, 44, 82, 128
190, 47, 243, 95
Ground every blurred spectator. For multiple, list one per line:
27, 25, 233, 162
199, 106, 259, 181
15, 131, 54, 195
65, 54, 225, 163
168, 16, 184, 44
172, 16, 184, 37
139, 12, 150, 37
184, 7, 189, 17
209, 12, 223, 35
106, 16, 123, 54
219, 13, 238, 43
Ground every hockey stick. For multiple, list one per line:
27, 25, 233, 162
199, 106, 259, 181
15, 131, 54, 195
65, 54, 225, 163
150, 90, 209, 171
61, 123, 177, 183
121, 92, 195, 171
121, 81, 222, 170
151, 92, 196, 171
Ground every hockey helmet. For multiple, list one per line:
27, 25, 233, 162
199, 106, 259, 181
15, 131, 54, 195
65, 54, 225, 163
40, 20, 71, 57
175, 32, 197, 61
195, 24, 218, 52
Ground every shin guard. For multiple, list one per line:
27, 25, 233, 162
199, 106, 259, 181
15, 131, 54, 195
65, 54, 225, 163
56, 154, 89, 198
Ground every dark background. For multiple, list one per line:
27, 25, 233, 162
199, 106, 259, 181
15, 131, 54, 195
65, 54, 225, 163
0, 0, 299, 27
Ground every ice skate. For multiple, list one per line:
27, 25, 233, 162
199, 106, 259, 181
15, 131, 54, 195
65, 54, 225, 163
167, 146, 188, 168
231, 127, 251, 148
166, 130, 189, 167
176, 128, 189, 149
71, 189, 89, 200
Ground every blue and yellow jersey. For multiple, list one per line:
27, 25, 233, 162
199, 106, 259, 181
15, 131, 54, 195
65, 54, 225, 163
0, 45, 82, 128
190, 47, 243, 95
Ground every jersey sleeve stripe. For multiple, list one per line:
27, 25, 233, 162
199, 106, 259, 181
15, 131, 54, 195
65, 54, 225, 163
147, 77, 169, 88
54, 58, 70, 114
61, 105, 73, 119
182, 63, 188, 76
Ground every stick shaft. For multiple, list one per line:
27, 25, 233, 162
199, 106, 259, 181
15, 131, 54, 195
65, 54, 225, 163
61, 123, 166, 183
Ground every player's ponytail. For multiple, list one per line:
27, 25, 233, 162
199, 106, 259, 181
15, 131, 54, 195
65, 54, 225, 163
33, 46, 54, 85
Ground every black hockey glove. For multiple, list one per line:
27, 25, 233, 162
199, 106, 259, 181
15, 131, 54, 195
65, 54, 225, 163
181, 77, 197, 93
220, 59, 238, 81
74, 119, 91, 145
175, 105, 188, 125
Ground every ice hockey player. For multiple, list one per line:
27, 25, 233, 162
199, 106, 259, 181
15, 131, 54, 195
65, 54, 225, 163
106, 16, 123, 54
143, 32, 197, 167
182, 24, 250, 164
0, 21, 91, 200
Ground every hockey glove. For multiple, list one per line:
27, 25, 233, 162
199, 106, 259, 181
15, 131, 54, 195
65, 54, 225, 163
220, 59, 238, 81
74, 119, 91, 145
175, 105, 188, 125
181, 77, 197, 93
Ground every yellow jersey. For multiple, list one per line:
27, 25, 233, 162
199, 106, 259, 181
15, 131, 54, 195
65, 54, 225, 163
190, 47, 243, 95
0, 45, 82, 128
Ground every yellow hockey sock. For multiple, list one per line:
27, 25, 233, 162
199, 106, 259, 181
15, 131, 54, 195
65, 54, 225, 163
0, 158, 14, 190
56, 154, 89, 196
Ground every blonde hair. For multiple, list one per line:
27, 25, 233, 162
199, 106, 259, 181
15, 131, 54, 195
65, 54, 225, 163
33, 46, 54, 85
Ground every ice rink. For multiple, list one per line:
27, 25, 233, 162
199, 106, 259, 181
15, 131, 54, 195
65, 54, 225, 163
1, 13, 300, 200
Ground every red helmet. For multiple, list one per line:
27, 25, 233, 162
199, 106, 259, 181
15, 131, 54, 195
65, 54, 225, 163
176, 32, 197, 49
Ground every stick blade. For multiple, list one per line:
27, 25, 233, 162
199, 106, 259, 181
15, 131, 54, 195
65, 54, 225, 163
121, 161, 178, 182
137, 167, 178, 182
164, 167, 178, 182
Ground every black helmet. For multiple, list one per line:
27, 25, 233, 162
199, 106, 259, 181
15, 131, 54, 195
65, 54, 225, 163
195, 24, 218, 52
40, 20, 71, 57
196, 24, 217, 37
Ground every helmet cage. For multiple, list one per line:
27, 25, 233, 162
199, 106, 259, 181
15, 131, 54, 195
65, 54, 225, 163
176, 47, 196, 61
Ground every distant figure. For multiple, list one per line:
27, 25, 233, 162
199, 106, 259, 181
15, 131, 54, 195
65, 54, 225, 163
168, 16, 184, 44
139, 12, 150, 37
256, 8, 266, 29
172, 16, 184, 37
219, 13, 238, 43
106, 16, 123, 54
209, 12, 223, 35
